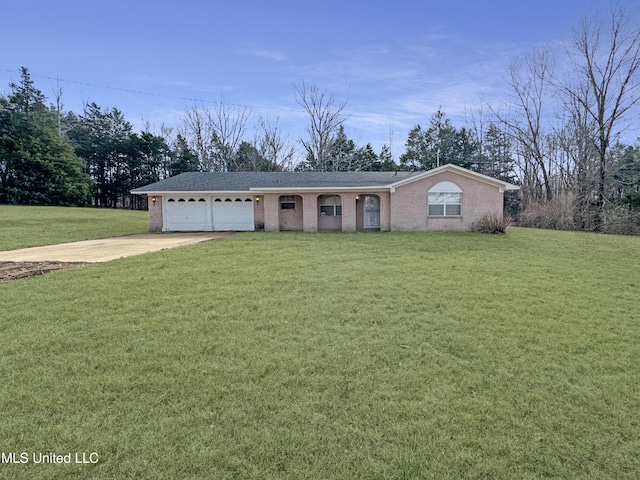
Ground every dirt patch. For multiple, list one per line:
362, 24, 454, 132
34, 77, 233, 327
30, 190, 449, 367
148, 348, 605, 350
0, 261, 88, 283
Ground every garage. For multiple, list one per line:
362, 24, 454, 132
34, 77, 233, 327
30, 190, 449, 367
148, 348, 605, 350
164, 197, 207, 231
163, 196, 255, 231
212, 197, 254, 231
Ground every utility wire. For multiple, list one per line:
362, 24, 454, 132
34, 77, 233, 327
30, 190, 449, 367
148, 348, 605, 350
0, 68, 271, 111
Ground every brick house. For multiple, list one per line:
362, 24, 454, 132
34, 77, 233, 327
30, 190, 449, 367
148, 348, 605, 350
131, 164, 519, 233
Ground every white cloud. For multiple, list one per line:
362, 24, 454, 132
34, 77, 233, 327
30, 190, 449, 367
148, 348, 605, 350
238, 44, 287, 62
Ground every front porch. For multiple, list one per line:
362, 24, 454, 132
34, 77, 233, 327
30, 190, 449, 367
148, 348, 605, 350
260, 191, 390, 233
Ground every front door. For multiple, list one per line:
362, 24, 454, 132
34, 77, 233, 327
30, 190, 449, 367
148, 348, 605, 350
364, 195, 380, 228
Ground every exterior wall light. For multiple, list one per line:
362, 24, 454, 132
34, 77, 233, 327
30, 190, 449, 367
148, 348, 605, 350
151, 196, 156, 204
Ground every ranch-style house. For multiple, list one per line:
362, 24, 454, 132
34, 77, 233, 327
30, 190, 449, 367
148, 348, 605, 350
131, 163, 519, 233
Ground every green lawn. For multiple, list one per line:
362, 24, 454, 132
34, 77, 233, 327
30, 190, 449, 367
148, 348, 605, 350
1, 225, 639, 479
0, 205, 148, 250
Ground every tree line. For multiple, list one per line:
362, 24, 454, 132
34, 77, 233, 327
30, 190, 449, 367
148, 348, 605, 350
490, 2, 640, 233
0, 70, 400, 210
1, 3, 639, 233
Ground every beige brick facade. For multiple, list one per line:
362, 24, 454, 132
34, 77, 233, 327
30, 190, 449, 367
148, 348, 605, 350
278, 195, 304, 231
263, 194, 279, 232
391, 171, 504, 231
253, 197, 265, 228
259, 192, 391, 233
148, 195, 163, 232
136, 166, 515, 233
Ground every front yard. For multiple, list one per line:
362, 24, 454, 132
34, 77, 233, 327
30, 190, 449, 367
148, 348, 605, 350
0, 205, 148, 250
1, 226, 639, 478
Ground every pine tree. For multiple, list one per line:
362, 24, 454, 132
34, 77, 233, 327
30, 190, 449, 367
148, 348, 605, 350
0, 68, 90, 205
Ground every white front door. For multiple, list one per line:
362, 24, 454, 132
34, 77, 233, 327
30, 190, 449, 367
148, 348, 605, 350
364, 195, 380, 228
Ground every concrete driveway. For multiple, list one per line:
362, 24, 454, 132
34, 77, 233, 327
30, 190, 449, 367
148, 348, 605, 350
0, 232, 232, 263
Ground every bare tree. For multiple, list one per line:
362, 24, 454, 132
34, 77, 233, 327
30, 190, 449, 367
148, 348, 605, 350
256, 116, 295, 171
555, 89, 601, 228
180, 106, 216, 171
180, 100, 251, 172
209, 99, 251, 172
501, 48, 555, 205
295, 82, 346, 171
563, 1, 640, 227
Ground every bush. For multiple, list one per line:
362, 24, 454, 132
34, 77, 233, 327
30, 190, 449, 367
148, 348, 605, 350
471, 213, 513, 234
519, 194, 640, 235
520, 195, 576, 231
602, 205, 640, 235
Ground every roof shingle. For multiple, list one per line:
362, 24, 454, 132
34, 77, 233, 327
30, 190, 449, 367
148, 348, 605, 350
131, 171, 419, 193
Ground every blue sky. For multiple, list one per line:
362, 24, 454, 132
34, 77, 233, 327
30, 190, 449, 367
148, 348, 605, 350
0, 0, 633, 160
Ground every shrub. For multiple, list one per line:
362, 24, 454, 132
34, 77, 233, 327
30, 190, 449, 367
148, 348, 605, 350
602, 205, 640, 235
520, 194, 640, 235
471, 213, 513, 234
520, 195, 576, 231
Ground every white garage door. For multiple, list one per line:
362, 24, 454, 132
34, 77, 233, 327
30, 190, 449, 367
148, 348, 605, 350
165, 197, 207, 231
212, 197, 255, 231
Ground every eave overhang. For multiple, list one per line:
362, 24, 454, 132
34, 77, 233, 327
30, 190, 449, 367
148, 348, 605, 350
387, 164, 520, 193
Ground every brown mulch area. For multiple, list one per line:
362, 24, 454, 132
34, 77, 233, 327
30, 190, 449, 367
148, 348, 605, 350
0, 261, 89, 283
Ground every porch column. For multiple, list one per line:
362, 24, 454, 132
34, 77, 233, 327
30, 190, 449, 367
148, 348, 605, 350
301, 193, 318, 232
263, 194, 280, 232
148, 195, 163, 232
379, 191, 391, 232
341, 193, 357, 233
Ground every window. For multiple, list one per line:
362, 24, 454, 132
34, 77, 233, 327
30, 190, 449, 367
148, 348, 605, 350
428, 182, 462, 216
280, 195, 296, 210
319, 195, 342, 216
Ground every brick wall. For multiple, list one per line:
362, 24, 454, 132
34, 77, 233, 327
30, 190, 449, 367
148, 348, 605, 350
145, 175, 502, 233
391, 172, 503, 231
279, 195, 304, 231
254, 196, 264, 229
340, 194, 356, 233
148, 195, 163, 232
301, 193, 319, 232
380, 191, 391, 232
261, 191, 392, 233
263, 194, 279, 232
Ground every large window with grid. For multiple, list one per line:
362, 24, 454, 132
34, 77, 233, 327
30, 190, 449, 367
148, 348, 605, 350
428, 182, 462, 216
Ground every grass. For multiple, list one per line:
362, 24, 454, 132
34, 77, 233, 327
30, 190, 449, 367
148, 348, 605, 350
0, 222, 639, 478
0, 205, 148, 250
